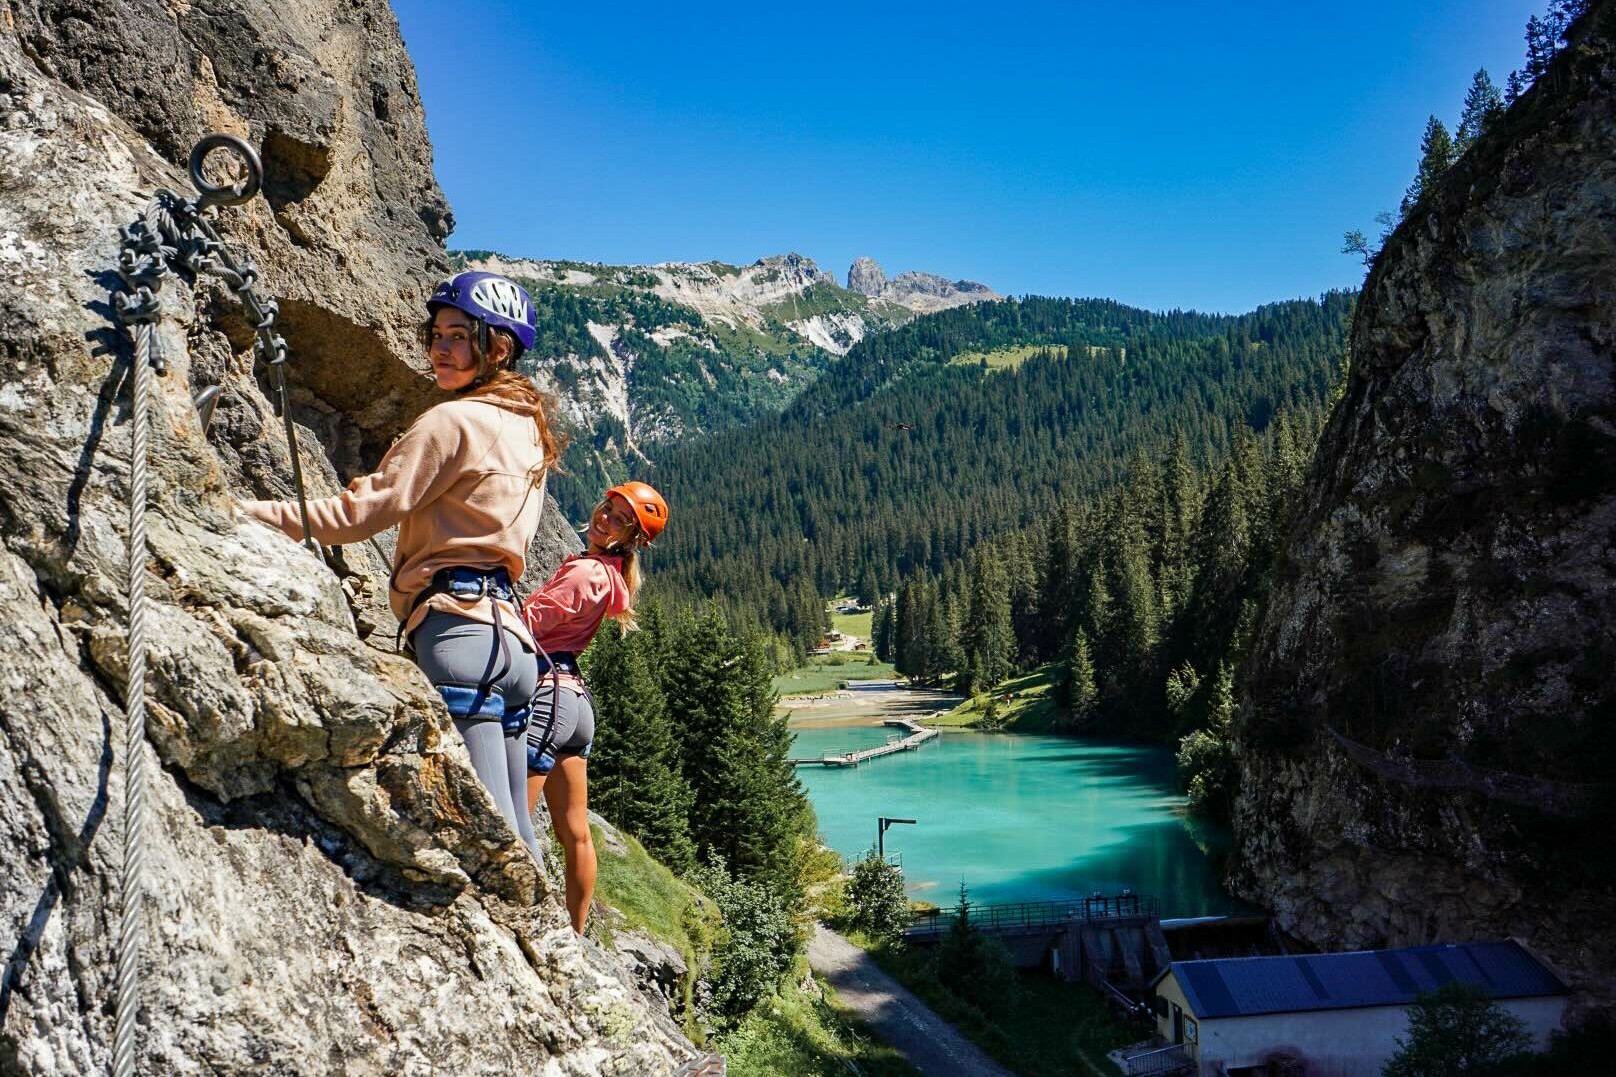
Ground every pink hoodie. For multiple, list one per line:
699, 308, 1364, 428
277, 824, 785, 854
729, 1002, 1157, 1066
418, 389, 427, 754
521, 553, 630, 658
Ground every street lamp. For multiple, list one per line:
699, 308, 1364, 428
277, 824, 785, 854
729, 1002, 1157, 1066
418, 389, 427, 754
877, 816, 916, 861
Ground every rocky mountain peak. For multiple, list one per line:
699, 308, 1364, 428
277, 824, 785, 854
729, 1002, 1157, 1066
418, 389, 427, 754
844, 257, 1000, 314
847, 256, 887, 296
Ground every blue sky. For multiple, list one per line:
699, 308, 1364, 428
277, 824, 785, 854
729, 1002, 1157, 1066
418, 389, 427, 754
393, 0, 1542, 314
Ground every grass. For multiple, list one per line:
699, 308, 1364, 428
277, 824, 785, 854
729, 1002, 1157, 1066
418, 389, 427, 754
590, 822, 719, 1031
719, 957, 922, 1077
929, 665, 1064, 731
948, 344, 1055, 372
828, 595, 873, 641
851, 934, 1136, 1077
947, 344, 1122, 373
774, 653, 897, 696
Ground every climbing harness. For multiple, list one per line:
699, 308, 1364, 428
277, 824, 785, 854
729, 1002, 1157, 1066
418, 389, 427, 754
402, 566, 520, 715
107, 133, 311, 1076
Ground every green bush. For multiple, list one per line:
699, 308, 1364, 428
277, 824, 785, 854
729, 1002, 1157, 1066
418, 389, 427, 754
845, 850, 910, 944
689, 857, 801, 1022
1382, 982, 1532, 1077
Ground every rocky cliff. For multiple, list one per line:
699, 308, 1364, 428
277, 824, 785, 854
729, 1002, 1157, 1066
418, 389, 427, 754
1232, 0, 1616, 1018
0, 1, 696, 1072
845, 256, 999, 313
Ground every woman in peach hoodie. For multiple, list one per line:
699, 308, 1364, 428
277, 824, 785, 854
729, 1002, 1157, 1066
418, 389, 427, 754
242, 272, 561, 866
522, 480, 667, 933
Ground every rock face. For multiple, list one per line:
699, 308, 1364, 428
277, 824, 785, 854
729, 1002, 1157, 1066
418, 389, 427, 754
845, 257, 999, 314
1232, 1, 1616, 1018
847, 256, 887, 296
0, 2, 692, 1073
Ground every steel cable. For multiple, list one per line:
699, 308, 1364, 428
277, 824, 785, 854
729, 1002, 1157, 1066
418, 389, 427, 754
111, 322, 156, 1077
106, 134, 298, 1075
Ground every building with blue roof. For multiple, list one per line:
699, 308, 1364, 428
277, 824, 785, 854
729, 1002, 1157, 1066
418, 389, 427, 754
1136, 941, 1567, 1076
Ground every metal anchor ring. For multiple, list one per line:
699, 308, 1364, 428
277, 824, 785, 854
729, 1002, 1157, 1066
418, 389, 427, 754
188, 134, 263, 210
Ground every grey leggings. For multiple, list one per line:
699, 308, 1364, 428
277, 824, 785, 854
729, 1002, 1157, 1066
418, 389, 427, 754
412, 611, 542, 865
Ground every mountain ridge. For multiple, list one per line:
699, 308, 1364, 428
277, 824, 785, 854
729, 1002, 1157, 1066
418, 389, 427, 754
454, 248, 997, 518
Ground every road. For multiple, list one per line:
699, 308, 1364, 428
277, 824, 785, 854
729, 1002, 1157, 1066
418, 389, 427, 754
807, 923, 1017, 1077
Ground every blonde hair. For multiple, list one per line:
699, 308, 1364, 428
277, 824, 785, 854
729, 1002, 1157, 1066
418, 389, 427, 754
590, 496, 648, 632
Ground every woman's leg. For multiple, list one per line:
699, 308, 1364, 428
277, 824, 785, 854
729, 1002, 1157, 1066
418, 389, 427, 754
542, 755, 596, 934
452, 717, 522, 835
415, 611, 544, 866
527, 773, 546, 815
503, 730, 543, 863
501, 639, 543, 865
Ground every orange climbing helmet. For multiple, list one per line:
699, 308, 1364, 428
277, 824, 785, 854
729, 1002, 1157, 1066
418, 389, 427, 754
607, 481, 669, 543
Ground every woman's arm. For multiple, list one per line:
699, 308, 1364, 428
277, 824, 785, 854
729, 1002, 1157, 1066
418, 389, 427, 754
241, 405, 469, 545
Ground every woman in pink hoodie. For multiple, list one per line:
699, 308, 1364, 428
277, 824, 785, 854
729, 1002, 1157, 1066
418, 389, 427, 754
522, 480, 668, 933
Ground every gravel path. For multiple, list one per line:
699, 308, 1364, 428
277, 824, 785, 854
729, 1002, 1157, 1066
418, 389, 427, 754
808, 923, 1017, 1077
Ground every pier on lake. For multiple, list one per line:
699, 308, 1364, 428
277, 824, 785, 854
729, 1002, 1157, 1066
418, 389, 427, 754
789, 718, 939, 767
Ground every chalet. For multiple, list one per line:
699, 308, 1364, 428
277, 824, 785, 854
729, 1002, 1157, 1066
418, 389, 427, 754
1138, 941, 1567, 1076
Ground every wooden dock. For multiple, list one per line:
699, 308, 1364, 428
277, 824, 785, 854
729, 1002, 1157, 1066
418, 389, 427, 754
790, 718, 939, 767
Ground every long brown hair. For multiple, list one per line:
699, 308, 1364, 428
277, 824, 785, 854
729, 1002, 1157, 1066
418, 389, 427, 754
419, 320, 570, 471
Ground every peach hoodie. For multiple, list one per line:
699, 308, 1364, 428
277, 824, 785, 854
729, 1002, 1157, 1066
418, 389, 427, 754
521, 553, 630, 656
241, 397, 545, 642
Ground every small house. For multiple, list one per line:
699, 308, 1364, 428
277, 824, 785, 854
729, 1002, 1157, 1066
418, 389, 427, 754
1144, 941, 1567, 1076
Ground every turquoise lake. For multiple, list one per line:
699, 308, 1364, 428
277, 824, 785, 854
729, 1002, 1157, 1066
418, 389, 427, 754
791, 722, 1250, 918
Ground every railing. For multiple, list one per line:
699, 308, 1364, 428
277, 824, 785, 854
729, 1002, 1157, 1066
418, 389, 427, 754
1122, 1042, 1194, 1075
907, 894, 1160, 936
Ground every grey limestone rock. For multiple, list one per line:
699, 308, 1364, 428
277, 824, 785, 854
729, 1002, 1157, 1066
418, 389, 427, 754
1231, 0, 1616, 1019
847, 256, 887, 296
0, 1, 694, 1072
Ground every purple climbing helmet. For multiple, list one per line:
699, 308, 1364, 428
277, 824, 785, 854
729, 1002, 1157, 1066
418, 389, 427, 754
427, 271, 537, 352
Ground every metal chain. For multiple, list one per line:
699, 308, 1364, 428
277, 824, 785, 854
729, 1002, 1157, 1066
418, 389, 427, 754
106, 134, 309, 1076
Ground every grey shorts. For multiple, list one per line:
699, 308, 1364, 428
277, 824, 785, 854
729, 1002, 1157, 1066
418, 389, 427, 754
526, 679, 594, 775
410, 611, 537, 735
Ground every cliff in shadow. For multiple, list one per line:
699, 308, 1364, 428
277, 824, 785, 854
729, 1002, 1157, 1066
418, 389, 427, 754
1232, 0, 1616, 1019
0, 0, 692, 1071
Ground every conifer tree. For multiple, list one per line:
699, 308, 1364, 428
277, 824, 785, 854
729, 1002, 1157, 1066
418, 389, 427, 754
855, 563, 880, 608
583, 627, 696, 872
656, 606, 805, 894
1401, 117, 1456, 216
959, 552, 1014, 694
872, 596, 895, 662
1455, 69, 1503, 153
1505, 69, 1525, 105
892, 578, 917, 672
933, 578, 965, 685
1525, 15, 1556, 79
1061, 630, 1099, 730
1109, 514, 1160, 686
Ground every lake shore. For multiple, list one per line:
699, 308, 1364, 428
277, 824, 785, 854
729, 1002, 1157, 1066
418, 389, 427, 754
778, 681, 962, 728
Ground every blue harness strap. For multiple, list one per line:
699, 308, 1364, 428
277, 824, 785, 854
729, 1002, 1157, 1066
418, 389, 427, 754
433, 682, 506, 721
407, 566, 530, 735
